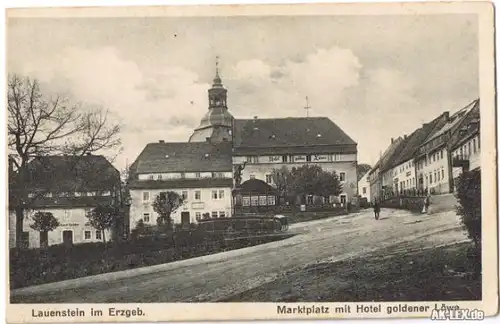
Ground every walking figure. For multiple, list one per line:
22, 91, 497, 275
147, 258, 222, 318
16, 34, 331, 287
373, 199, 381, 220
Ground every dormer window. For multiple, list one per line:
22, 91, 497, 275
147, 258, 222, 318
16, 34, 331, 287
317, 133, 322, 138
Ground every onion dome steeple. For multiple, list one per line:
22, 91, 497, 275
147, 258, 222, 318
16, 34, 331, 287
189, 56, 234, 143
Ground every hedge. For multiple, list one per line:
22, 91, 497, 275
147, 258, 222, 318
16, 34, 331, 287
10, 229, 293, 289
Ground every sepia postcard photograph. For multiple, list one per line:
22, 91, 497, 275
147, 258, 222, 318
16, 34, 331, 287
4, 1, 499, 322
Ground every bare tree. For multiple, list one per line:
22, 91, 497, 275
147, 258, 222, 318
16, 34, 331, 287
8, 74, 121, 248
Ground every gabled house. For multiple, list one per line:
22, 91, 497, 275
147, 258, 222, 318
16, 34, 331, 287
8, 155, 121, 249
414, 99, 479, 194
127, 141, 233, 231
232, 117, 358, 205
451, 100, 481, 180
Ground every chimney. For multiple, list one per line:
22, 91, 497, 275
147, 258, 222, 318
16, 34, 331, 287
443, 111, 450, 122
391, 138, 394, 144
404, 135, 407, 140
159, 140, 165, 143
253, 116, 258, 121
206, 137, 211, 143
86, 152, 92, 156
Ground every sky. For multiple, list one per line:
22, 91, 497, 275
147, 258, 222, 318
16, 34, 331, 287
7, 14, 479, 170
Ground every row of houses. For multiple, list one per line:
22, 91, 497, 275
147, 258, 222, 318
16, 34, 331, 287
9, 65, 359, 249
359, 99, 480, 203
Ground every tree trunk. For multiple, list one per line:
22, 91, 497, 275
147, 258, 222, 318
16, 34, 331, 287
15, 207, 24, 249
102, 230, 106, 243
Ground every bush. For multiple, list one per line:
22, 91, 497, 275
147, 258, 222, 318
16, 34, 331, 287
455, 170, 481, 257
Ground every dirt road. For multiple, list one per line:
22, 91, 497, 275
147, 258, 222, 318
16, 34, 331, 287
11, 208, 468, 303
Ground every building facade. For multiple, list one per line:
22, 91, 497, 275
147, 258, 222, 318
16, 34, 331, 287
232, 117, 358, 204
414, 100, 479, 194
127, 141, 233, 231
8, 155, 121, 249
358, 171, 371, 203
451, 105, 481, 180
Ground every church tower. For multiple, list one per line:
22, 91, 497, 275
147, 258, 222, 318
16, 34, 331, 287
189, 57, 234, 143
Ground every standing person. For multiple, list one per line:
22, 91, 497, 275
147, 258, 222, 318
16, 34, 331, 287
373, 199, 381, 220
422, 195, 430, 214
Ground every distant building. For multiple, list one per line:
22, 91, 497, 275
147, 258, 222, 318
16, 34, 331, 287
8, 155, 121, 249
368, 137, 404, 201
383, 112, 449, 195
232, 117, 358, 205
358, 171, 371, 203
414, 99, 479, 194
127, 141, 233, 231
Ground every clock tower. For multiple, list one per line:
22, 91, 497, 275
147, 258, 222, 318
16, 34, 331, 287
189, 57, 234, 143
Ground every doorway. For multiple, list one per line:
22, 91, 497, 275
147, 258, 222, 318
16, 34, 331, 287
62, 230, 73, 247
40, 231, 48, 248
181, 212, 190, 227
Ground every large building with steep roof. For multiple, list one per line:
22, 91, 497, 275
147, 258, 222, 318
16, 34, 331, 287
128, 141, 233, 228
232, 116, 358, 205
129, 61, 358, 230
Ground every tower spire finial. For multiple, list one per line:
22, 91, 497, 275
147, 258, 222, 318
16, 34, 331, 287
215, 55, 220, 76
304, 96, 311, 118
213, 55, 222, 86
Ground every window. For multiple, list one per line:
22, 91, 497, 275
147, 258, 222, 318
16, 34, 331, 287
307, 195, 314, 205
212, 190, 218, 200
259, 196, 267, 205
362, 187, 367, 194
148, 174, 154, 180
243, 197, 250, 206
250, 196, 259, 206
101, 191, 111, 196
88, 192, 96, 197
84, 230, 91, 240
157, 174, 163, 180
265, 174, 272, 184
211, 211, 218, 218
182, 191, 188, 200
340, 195, 347, 205
282, 155, 288, 163
429, 173, 433, 184
250, 174, 256, 179
267, 196, 276, 205
436, 171, 440, 181
219, 190, 225, 199
96, 231, 102, 240
142, 192, 150, 202
219, 211, 226, 218
195, 172, 201, 178
441, 169, 445, 179
180, 173, 186, 179
468, 142, 472, 157
441, 150, 444, 159
195, 212, 201, 221
339, 172, 346, 182
64, 209, 72, 220
143, 213, 150, 222
306, 155, 312, 162
473, 138, 477, 153
195, 191, 201, 200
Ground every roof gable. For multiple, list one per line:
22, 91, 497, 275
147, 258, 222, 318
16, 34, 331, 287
233, 117, 356, 149
131, 141, 233, 174
23, 155, 119, 192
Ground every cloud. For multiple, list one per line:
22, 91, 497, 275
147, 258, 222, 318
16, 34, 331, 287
14, 46, 212, 170
226, 46, 362, 119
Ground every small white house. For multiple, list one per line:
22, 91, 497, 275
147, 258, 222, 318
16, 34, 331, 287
358, 171, 371, 203
9, 155, 121, 249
